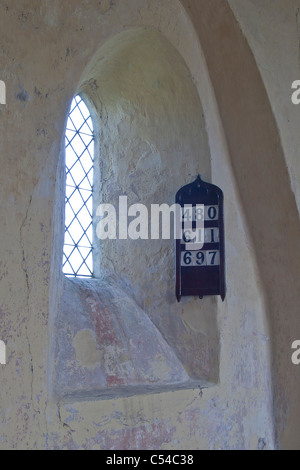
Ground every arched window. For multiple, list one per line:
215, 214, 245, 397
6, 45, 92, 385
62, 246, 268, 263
62, 95, 95, 278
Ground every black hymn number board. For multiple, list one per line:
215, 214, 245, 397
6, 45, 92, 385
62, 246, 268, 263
175, 175, 225, 302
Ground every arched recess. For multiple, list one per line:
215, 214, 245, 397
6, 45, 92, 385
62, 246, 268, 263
179, 0, 300, 449
51, 26, 220, 401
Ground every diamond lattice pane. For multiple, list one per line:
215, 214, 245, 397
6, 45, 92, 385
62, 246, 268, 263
63, 95, 94, 278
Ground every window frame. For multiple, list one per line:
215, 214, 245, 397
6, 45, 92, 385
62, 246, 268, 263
62, 94, 96, 278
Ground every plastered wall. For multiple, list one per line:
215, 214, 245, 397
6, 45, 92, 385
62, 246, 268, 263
0, 0, 298, 450
228, 0, 300, 450
180, 0, 300, 449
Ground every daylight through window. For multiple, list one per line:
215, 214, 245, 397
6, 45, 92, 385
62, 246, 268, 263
63, 95, 94, 278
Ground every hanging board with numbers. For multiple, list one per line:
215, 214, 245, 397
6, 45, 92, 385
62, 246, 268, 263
175, 175, 225, 302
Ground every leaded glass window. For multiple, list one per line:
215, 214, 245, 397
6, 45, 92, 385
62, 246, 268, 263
63, 95, 95, 277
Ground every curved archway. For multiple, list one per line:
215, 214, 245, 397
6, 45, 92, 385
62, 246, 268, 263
52, 25, 220, 401
180, 0, 300, 448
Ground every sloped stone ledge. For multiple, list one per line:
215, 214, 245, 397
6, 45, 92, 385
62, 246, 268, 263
52, 277, 214, 401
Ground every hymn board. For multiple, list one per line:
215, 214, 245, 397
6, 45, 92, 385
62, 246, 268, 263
175, 175, 225, 302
